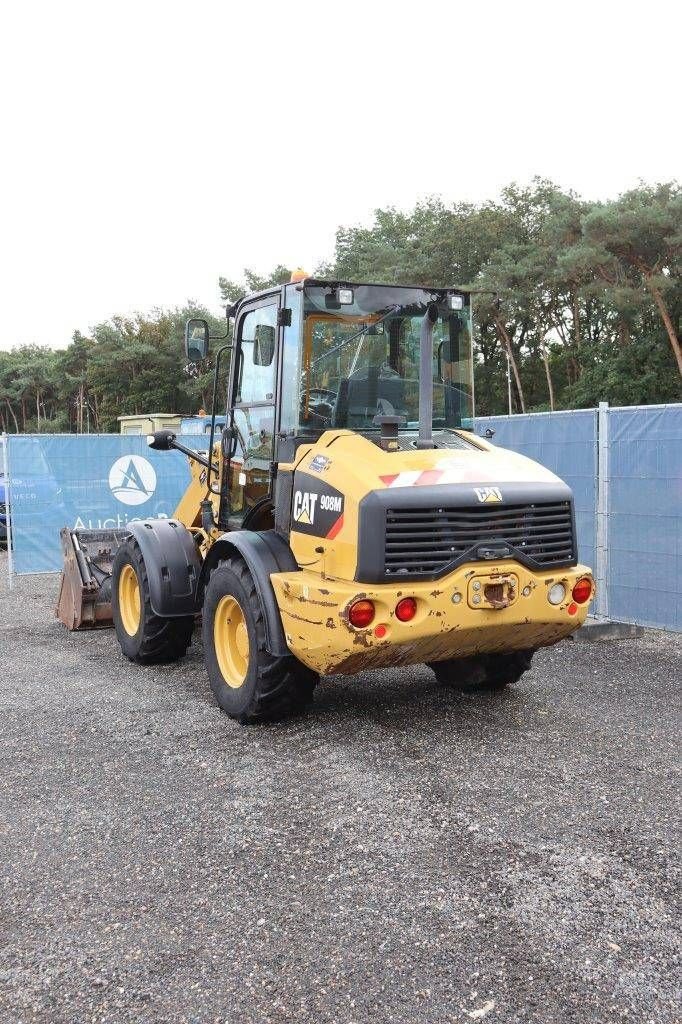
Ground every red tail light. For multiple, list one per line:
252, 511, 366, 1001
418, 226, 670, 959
395, 597, 417, 622
348, 599, 375, 628
571, 578, 593, 605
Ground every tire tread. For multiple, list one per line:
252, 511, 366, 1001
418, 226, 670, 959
429, 649, 535, 691
205, 556, 317, 724
113, 538, 194, 664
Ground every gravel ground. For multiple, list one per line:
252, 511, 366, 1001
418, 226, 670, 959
0, 553, 680, 1024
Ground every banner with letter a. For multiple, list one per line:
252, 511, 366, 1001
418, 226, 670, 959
6, 434, 194, 574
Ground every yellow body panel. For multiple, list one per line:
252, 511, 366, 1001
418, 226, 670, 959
271, 561, 592, 675
285, 429, 571, 584
273, 430, 593, 673
173, 444, 221, 528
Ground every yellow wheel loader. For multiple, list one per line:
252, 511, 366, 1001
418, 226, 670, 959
58, 277, 594, 722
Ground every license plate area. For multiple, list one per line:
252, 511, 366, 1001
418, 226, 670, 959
467, 572, 519, 610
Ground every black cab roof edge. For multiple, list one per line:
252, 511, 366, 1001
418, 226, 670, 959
228, 279, 472, 317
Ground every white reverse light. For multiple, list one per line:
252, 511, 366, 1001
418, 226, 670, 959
449, 294, 464, 310
547, 582, 566, 606
338, 288, 354, 305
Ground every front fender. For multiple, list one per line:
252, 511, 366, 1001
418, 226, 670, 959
127, 519, 201, 617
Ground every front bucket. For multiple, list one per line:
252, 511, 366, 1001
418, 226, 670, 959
56, 528, 128, 629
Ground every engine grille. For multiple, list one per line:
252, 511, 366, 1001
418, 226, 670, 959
384, 500, 575, 577
381, 431, 477, 453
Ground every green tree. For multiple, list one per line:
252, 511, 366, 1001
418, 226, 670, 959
570, 183, 682, 375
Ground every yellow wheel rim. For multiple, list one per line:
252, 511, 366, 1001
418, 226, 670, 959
213, 595, 250, 688
118, 563, 141, 636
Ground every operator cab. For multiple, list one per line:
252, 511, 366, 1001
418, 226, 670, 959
184, 278, 473, 532
298, 282, 472, 434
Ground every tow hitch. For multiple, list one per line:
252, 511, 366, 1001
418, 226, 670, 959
468, 572, 518, 610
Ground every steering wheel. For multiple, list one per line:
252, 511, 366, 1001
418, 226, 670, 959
308, 387, 337, 403
303, 387, 338, 425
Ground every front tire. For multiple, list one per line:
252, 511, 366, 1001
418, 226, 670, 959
112, 538, 194, 663
202, 557, 318, 724
429, 649, 535, 692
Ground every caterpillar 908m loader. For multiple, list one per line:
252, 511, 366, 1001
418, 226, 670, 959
58, 275, 594, 722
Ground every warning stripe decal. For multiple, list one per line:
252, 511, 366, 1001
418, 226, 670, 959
326, 514, 344, 540
377, 455, 562, 490
379, 465, 502, 488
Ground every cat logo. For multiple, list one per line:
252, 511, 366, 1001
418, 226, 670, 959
293, 490, 319, 525
474, 486, 503, 503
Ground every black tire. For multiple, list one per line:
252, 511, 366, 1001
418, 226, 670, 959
111, 538, 194, 664
202, 557, 318, 724
429, 649, 535, 692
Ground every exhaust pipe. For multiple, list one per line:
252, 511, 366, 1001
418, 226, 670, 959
417, 303, 439, 449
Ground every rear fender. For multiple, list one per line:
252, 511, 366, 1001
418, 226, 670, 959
200, 530, 297, 657
127, 519, 201, 617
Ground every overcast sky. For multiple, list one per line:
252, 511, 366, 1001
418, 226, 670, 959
1, 0, 679, 351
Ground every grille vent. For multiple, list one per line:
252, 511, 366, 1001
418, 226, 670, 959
384, 500, 575, 577
373, 431, 477, 453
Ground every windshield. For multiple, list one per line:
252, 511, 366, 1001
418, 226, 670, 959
299, 284, 473, 433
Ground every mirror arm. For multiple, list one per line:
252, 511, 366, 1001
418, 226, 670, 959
207, 302, 237, 342
149, 430, 211, 468
207, 344, 234, 491
169, 438, 210, 468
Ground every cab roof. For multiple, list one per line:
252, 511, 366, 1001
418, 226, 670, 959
231, 278, 471, 313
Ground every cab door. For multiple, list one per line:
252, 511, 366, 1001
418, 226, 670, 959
225, 296, 280, 527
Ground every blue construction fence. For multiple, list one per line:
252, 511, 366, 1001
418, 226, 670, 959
2, 434, 208, 574
474, 409, 599, 592
475, 404, 682, 632
3, 403, 681, 630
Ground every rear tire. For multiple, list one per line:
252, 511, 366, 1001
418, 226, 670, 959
112, 538, 194, 663
429, 649, 535, 692
203, 557, 318, 724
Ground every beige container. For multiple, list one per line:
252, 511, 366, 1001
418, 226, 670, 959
117, 414, 183, 435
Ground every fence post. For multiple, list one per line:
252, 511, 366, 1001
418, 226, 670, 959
1, 433, 13, 591
595, 402, 609, 620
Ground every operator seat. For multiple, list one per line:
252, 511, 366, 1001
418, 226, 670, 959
333, 364, 407, 427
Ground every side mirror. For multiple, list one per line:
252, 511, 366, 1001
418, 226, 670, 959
253, 324, 275, 366
184, 318, 209, 363
148, 429, 177, 451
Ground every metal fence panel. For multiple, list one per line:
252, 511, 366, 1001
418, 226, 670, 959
6, 434, 193, 574
607, 405, 682, 630
474, 410, 598, 574
1, 434, 11, 588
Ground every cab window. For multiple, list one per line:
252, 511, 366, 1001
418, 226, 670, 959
236, 304, 277, 405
